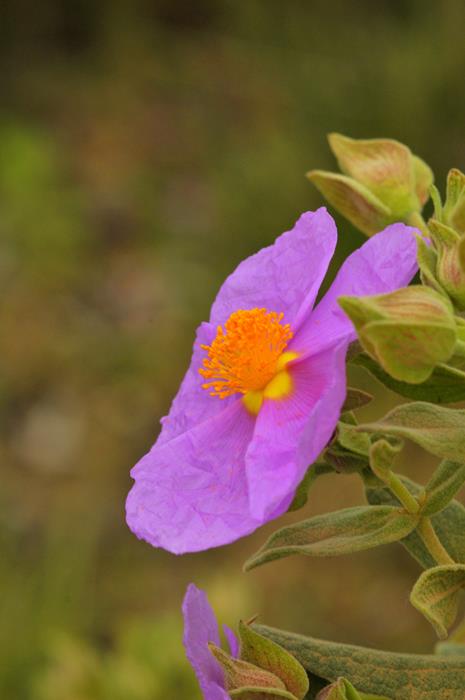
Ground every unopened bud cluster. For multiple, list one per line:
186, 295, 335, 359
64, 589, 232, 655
422, 169, 465, 310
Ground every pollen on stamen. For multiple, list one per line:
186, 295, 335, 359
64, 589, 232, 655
199, 308, 293, 398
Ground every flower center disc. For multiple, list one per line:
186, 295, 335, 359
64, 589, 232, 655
199, 308, 293, 398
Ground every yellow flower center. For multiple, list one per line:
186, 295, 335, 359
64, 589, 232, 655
199, 308, 298, 414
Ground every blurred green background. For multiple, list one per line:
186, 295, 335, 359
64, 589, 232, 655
1, 1, 465, 698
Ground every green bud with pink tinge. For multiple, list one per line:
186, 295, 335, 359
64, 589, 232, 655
307, 134, 433, 236
338, 286, 457, 384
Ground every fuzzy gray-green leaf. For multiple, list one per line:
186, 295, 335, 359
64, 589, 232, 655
410, 565, 465, 639
364, 474, 465, 568
244, 506, 417, 571
357, 402, 465, 462
254, 625, 465, 700
422, 461, 465, 516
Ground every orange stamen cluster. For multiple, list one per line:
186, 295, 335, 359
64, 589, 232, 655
199, 308, 293, 398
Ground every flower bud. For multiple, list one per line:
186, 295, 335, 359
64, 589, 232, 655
339, 286, 456, 383
317, 677, 379, 700
443, 168, 465, 235
210, 622, 310, 700
430, 219, 465, 310
307, 133, 433, 236
209, 643, 288, 695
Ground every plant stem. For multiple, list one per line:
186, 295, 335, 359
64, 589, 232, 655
388, 472, 420, 514
407, 211, 429, 238
417, 517, 455, 566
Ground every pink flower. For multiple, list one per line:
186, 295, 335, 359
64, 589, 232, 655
182, 583, 238, 700
126, 208, 418, 553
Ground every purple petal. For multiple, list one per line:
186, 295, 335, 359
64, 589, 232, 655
245, 342, 348, 520
158, 322, 235, 447
290, 222, 419, 355
202, 685, 230, 700
209, 208, 337, 330
182, 584, 226, 698
156, 209, 336, 449
223, 624, 240, 659
126, 400, 261, 554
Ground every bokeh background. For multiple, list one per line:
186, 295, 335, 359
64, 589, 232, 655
1, 1, 465, 698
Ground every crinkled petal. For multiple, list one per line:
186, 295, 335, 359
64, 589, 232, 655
290, 222, 419, 355
223, 624, 240, 659
209, 208, 337, 330
158, 322, 235, 446
246, 342, 348, 520
126, 400, 261, 553
157, 209, 336, 448
182, 584, 226, 698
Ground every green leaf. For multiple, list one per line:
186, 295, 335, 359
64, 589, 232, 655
353, 352, 465, 403
364, 474, 465, 568
342, 388, 373, 412
244, 506, 417, 572
410, 565, 465, 639
288, 463, 332, 512
306, 170, 391, 237
368, 439, 402, 482
337, 422, 371, 457
357, 402, 465, 462
253, 625, 465, 700
323, 443, 369, 474
423, 461, 465, 516
239, 621, 309, 700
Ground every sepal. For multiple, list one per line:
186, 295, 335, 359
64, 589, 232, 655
444, 168, 465, 234
238, 621, 309, 700
209, 643, 291, 696
317, 677, 391, 700
306, 170, 390, 236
